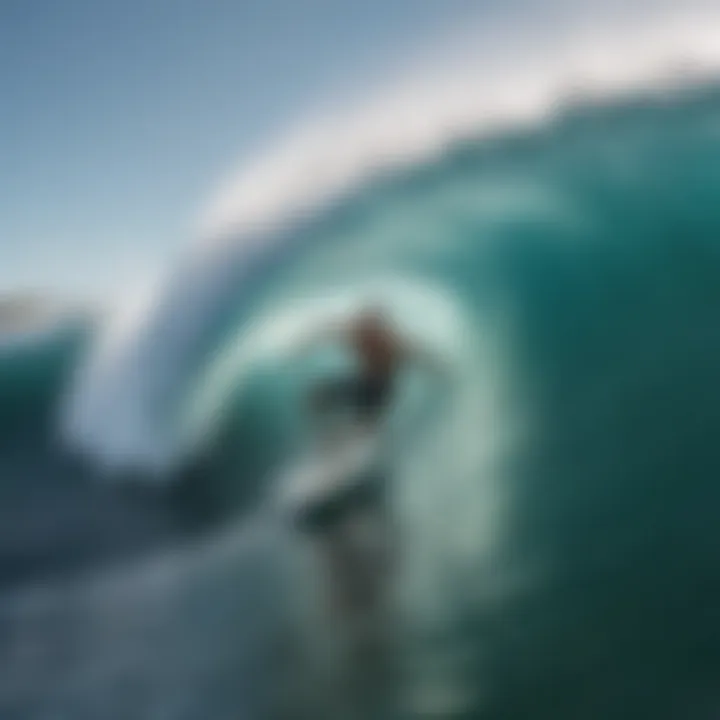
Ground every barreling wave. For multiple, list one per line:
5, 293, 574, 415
12, 8, 720, 718
62, 5, 720, 479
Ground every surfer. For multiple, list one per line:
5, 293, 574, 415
308, 307, 406, 427
281, 305, 451, 710
290, 304, 449, 594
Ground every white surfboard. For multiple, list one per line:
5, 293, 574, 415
275, 425, 384, 531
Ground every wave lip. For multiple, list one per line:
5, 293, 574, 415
201, 7, 720, 244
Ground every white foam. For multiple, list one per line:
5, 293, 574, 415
200, 7, 720, 243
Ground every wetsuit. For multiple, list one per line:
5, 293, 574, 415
310, 372, 394, 423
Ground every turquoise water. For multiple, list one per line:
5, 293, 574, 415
0, 322, 88, 441
180, 82, 720, 717
4, 82, 720, 718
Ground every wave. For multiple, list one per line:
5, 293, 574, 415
0, 312, 91, 445
9, 8, 720, 718
62, 6, 720, 476
52, 70, 720, 710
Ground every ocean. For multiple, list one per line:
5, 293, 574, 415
3, 74, 720, 718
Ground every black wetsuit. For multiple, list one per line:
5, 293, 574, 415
311, 372, 394, 423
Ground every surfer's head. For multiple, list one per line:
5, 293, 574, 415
347, 306, 401, 372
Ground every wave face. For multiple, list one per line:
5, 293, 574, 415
0, 317, 90, 446
21, 77, 720, 717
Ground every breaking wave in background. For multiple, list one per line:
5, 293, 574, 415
4, 11, 720, 718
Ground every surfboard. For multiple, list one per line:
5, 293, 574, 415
276, 427, 386, 533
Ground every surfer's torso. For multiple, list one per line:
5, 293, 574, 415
313, 316, 405, 424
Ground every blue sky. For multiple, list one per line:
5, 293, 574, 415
0, 0, 501, 302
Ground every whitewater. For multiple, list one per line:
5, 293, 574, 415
4, 6, 720, 718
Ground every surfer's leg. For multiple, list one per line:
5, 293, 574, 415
320, 514, 399, 714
